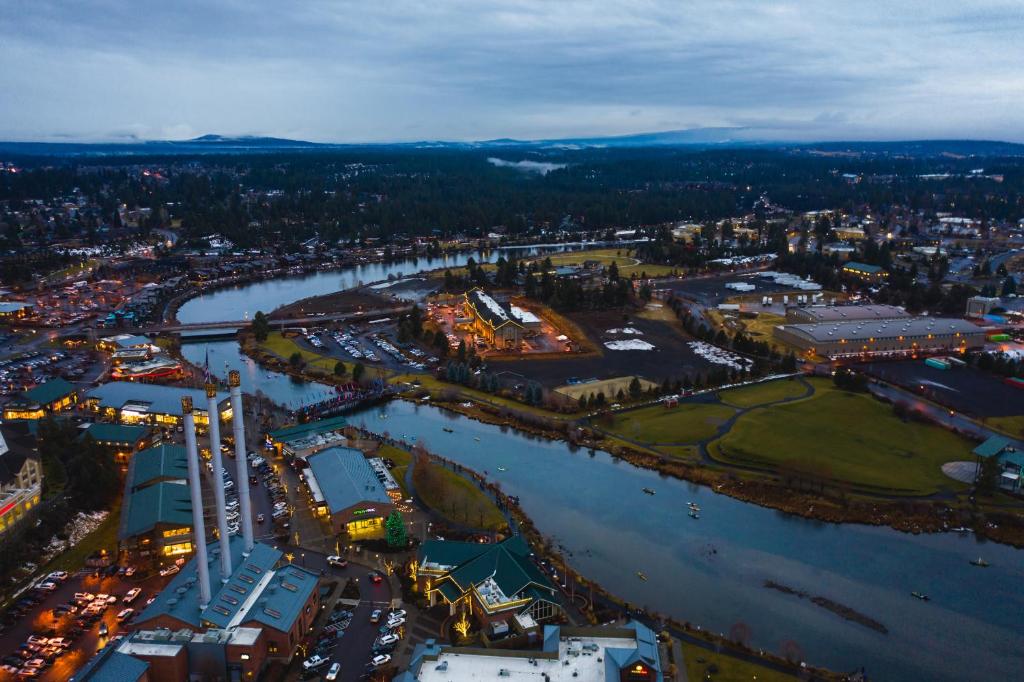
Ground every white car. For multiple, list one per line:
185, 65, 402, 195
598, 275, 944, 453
370, 654, 391, 668
325, 662, 341, 680
377, 634, 399, 647
46, 571, 68, 582
386, 616, 405, 629
123, 588, 142, 603
326, 555, 348, 568
159, 565, 180, 577
389, 609, 407, 620
302, 654, 329, 671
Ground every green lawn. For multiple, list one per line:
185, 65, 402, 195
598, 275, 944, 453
533, 248, 677, 278
711, 381, 973, 495
607, 402, 737, 444
682, 643, 798, 682
412, 460, 507, 531
718, 378, 808, 408
987, 414, 1024, 439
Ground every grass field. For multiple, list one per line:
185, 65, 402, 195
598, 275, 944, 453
711, 380, 973, 495
529, 248, 677, 278
718, 378, 807, 408
554, 376, 658, 400
259, 332, 348, 372
412, 459, 507, 531
379, 444, 412, 497
607, 402, 737, 444
987, 414, 1024, 438
682, 643, 798, 682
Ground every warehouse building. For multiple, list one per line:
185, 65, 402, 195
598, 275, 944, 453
785, 304, 910, 324
464, 288, 524, 348
85, 382, 231, 429
303, 446, 395, 539
2, 377, 79, 421
118, 444, 193, 564
774, 317, 985, 360
266, 415, 348, 458
396, 621, 664, 682
417, 536, 562, 629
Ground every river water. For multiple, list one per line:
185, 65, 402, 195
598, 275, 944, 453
176, 253, 1024, 682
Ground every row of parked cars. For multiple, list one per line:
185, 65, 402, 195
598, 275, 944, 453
250, 452, 292, 533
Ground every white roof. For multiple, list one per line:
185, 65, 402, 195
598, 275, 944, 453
414, 635, 641, 681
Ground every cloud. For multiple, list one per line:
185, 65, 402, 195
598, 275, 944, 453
0, 1, 1022, 142
487, 158, 567, 174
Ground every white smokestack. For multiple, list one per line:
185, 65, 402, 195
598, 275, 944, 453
207, 384, 232, 581
182, 396, 212, 609
229, 371, 255, 553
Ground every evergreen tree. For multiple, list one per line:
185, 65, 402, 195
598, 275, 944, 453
385, 510, 407, 548
252, 311, 270, 342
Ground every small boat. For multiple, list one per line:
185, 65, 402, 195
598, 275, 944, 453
474, 437, 480, 441
969, 558, 990, 567
688, 509, 700, 519
642, 487, 656, 495
911, 592, 930, 601
687, 501, 701, 511
636, 572, 647, 581
443, 427, 454, 433
497, 466, 507, 472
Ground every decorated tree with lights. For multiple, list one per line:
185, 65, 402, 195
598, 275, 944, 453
385, 510, 407, 548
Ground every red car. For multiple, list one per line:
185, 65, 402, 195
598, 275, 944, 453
368, 572, 383, 585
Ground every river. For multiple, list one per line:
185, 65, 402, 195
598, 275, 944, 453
177, 244, 586, 324
175, 252, 1024, 681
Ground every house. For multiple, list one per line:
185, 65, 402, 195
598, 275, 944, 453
973, 436, 1023, 493
416, 536, 561, 628
2, 377, 79, 421
0, 424, 42, 536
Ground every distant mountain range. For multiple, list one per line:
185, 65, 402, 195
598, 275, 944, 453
0, 130, 1022, 157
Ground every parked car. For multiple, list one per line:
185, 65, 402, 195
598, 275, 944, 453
377, 633, 399, 647
302, 654, 329, 671
325, 662, 341, 680
159, 565, 180, 577
116, 609, 134, 622
123, 588, 142, 603
369, 654, 391, 668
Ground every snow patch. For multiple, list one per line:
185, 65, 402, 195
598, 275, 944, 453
688, 341, 752, 370
605, 339, 656, 351
606, 327, 643, 335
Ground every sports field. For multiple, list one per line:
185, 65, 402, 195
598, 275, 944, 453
608, 402, 737, 444
554, 376, 658, 400
711, 380, 973, 495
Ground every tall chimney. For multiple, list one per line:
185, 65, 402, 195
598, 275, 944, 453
229, 371, 255, 553
182, 396, 212, 609
207, 384, 232, 581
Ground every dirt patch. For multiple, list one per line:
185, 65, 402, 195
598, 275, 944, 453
272, 289, 397, 318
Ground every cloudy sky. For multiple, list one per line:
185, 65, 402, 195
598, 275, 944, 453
1, 1, 1022, 143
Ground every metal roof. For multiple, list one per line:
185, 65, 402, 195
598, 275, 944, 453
973, 436, 1013, 459
305, 446, 391, 514
14, 377, 76, 407
779, 317, 982, 343
790, 304, 909, 322
268, 415, 348, 443
82, 422, 149, 445
87, 381, 228, 416
68, 649, 149, 682
128, 444, 188, 490
119, 481, 192, 539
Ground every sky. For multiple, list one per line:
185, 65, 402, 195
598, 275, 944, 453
1, 0, 1022, 143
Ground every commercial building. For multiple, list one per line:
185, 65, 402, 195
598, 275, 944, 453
463, 288, 524, 348
118, 444, 193, 563
266, 415, 348, 458
785, 304, 910, 324
966, 296, 1002, 318
0, 424, 41, 536
2, 377, 79, 420
84, 382, 231, 429
97, 334, 153, 353
0, 301, 34, 320
416, 537, 561, 628
396, 621, 664, 682
303, 446, 395, 539
773, 317, 986, 360
841, 261, 888, 282
80, 422, 152, 464
130, 537, 320, 677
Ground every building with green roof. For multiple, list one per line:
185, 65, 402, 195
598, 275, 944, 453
84, 381, 230, 429
118, 443, 193, 562
842, 261, 888, 282
973, 435, 1024, 492
267, 415, 348, 457
68, 647, 150, 682
2, 377, 78, 420
79, 422, 152, 463
417, 536, 561, 627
